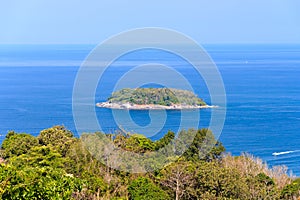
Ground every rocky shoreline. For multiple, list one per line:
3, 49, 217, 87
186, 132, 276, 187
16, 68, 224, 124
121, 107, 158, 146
96, 102, 218, 110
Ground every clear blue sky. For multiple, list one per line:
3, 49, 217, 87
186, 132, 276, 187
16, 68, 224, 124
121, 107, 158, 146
0, 0, 299, 44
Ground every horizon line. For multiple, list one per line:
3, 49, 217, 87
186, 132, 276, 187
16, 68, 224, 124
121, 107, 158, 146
1, 42, 300, 46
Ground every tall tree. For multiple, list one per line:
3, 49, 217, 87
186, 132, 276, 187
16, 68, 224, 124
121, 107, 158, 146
160, 161, 196, 200
38, 125, 75, 156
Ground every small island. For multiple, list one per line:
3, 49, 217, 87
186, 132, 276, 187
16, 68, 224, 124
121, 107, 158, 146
96, 88, 217, 110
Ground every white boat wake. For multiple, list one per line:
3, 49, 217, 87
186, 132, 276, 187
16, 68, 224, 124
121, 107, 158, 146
272, 150, 300, 156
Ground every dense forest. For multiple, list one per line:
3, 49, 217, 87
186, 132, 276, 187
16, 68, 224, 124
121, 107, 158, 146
107, 88, 206, 106
0, 126, 299, 199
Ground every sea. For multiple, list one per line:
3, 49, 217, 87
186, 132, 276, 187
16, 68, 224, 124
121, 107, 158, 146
0, 44, 299, 175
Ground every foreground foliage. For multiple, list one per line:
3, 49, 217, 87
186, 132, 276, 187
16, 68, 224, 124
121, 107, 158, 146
0, 125, 299, 199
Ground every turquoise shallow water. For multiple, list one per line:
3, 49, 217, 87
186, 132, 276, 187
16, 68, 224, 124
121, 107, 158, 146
0, 44, 299, 175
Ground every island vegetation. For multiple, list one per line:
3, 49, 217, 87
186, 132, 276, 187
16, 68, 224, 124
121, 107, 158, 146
96, 88, 213, 110
0, 126, 299, 199
107, 88, 206, 106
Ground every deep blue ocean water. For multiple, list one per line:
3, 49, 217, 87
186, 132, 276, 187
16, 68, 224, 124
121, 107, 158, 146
0, 44, 299, 175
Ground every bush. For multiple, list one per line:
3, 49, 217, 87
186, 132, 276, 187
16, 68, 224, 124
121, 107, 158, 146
281, 178, 300, 199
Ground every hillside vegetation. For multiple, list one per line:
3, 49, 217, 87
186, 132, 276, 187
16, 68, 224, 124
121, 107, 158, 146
0, 126, 299, 199
107, 88, 206, 106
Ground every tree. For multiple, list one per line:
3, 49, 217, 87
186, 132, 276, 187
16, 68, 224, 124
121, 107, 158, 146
160, 161, 196, 200
124, 134, 156, 153
154, 130, 175, 150
177, 128, 225, 162
196, 161, 249, 199
0, 164, 82, 200
1, 132, 39, 158
128, 177, 169, 200
10, 146, 64, 169
65, 140, 103, 176
38, 125, 75, 156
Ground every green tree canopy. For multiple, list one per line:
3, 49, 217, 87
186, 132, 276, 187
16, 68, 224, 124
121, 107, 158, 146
0, 164, 82, 200
128, 177, 170, 200
1, 131, 39, 159
176, 128, 225, 162
38, 125, 76, 156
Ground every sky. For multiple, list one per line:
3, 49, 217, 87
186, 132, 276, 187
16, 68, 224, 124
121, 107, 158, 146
0, 0, 299, 44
